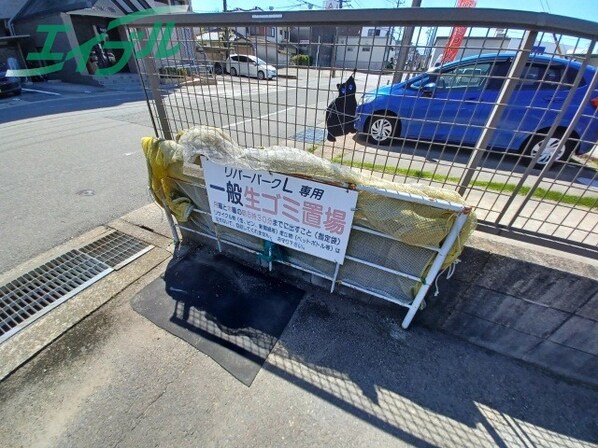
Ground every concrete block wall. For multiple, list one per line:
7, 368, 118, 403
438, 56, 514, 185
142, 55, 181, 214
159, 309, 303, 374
91, 74, 143, 90
417, 233, 598, 387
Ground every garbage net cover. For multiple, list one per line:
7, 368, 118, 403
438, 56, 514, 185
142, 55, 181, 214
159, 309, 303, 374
141, 126, 477, 269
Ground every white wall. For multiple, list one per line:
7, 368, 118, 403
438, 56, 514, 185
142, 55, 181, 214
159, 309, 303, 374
429, 36, 513, 67
335, 35, 392, 70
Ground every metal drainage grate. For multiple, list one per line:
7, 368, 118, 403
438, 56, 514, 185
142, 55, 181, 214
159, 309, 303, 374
0, 250, 111, 343
78, 231, 152, 269
0, 231, 152, 343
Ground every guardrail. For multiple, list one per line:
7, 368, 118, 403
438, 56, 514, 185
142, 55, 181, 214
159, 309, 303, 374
130, 8, 598, 259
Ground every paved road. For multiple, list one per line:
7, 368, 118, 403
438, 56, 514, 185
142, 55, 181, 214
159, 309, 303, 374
0, 86, 152, 273
0, 75, 335, 274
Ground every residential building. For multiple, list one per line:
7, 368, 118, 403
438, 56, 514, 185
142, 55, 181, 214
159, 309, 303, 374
229, 9, 297, 66
10, 0, 189, 84
334, 27, 395, 71
0, 0, 28, 70
428, 36, 514, 68
427, 34, 584, 68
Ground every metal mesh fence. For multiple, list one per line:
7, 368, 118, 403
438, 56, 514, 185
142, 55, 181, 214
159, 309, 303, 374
130, 8, 598, 258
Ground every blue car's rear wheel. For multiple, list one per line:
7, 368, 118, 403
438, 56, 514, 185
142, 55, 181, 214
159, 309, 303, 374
523, 131, 573, 167
368, 114, 399, 145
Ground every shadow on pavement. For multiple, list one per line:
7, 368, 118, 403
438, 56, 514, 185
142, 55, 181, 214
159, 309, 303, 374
1, 240, 596, 446
138, 244, 598, 447
0, 88, 150, 124
266, 290, 598, 447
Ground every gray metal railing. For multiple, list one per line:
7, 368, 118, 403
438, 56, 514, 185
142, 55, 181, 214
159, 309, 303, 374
130, 8, 598, 259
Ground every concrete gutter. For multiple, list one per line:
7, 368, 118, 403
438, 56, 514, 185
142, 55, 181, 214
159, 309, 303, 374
0, 205, 174, 381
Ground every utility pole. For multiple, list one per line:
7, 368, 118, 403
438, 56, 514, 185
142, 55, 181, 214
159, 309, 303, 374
223, 0, 230, 59
393, 0, 421, 83
331, 0, 343, 77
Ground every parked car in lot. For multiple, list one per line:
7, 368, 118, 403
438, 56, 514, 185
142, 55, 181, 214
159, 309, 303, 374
356, 53, 598, 166
225, 54, 277, 80
0, 61, 22, 97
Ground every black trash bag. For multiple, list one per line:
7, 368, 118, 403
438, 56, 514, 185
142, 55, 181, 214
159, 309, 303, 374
325, 72, 357, 142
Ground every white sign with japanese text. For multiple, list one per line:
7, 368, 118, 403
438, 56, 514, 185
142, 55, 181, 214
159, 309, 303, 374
202, 158, 358, 264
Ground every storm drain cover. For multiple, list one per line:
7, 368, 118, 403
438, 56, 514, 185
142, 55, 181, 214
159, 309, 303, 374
0, 231, 151, 343
289, 127, 327, 144
79, 231, 152, 269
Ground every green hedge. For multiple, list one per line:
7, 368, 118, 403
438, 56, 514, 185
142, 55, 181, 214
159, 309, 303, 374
159, 67, 191, 77
290, 54, 311, 66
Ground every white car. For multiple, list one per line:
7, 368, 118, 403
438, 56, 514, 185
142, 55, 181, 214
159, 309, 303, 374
225, 54, 277, 80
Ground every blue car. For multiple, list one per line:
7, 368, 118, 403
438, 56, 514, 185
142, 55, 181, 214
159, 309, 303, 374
356, 53, 598, 166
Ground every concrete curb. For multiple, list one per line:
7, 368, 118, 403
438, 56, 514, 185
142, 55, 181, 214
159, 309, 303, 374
0, 205, 174, 382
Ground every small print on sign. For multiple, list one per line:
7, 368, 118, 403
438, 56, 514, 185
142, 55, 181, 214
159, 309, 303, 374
202, 158, 358, 264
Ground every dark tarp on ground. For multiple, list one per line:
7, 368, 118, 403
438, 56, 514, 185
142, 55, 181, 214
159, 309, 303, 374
131, 246, 304, 386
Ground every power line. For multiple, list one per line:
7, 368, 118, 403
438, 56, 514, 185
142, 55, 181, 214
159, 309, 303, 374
538, 0, 550, 13
297, 0, 324, 9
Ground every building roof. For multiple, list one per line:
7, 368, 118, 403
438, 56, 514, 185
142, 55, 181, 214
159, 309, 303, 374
68, 0, 126, 19
13, 0, 163, 22
67, 8, 122, 19
0, 0, 28, 20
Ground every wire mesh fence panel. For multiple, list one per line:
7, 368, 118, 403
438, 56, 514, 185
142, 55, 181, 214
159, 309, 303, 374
130, 8, 598, 258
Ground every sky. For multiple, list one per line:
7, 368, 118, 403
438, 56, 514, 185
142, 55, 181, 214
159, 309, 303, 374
190, 0, 598, 24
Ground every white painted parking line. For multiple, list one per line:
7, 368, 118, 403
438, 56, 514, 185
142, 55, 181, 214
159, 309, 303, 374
222, 96, 331, 134
224, 106, 296, 129
22, 88, 62, 96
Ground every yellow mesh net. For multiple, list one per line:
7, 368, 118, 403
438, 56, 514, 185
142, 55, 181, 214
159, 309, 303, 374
141, 126, 477, 270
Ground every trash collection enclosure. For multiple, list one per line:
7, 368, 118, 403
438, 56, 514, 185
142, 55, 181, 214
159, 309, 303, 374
130, 8, 598, 260
141, 127, 474, 328
132, 7, 598, 325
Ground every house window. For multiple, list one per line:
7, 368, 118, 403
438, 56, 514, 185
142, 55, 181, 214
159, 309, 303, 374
362, 47, 371, 52
367, 29, 381, 37
270, 28, 276, 38
347, 47, 355, 52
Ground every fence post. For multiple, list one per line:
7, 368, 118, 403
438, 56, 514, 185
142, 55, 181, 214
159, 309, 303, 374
129, 26, 160, 138
393, 0, 421, 84
138, 27, 173, 141
457, 30, 538, 196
